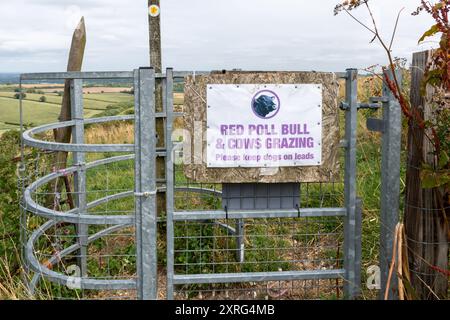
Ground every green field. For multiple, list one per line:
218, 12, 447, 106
0, 91, 134, 133
84, 92, 135, 104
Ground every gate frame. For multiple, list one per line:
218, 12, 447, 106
134, 68, 158, 300
366, 69, 403, 300
19, 67, 381, 300
161, 68, 363, 300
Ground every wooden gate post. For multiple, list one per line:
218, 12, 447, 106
404, 50, 449, 299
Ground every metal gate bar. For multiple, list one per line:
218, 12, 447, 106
166, 68, 176, 300
343, 69, 359, 298
71, 78, 88, 278
173, 270, 345, 285
172, 208, 346, 220
366, 69, 403, 299
134, 67, 158, 300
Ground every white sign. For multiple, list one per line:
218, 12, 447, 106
149, 5, 160, 17
206, 84, 323, 168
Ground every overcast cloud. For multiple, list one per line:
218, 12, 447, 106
0, 0, 439, 73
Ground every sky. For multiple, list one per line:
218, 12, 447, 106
0, 0, 440, 73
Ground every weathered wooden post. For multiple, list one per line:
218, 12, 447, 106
148, 0, 166, 216
54, 17, 86, 163
404, 50, 449, 299
53, 17, 87, 276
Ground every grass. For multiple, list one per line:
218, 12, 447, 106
0, 92, 64, 104
83, 93, 135, 104
0, 257, 35, 300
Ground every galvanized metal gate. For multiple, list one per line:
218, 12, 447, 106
20, 67, 377, 300
142, 68, 363, 300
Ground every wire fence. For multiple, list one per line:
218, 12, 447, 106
169, 164, 345, 300
172, 218, 344, 300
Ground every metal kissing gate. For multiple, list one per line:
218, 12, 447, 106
20, 67, 378, 300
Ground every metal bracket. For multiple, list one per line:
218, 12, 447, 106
370, 96, 389, 103
367, 118, 385, 133
339, 102, 349, 111
358, 103, 381, 110
339, 139, 349, 148
341, 96, 388, 111
340, 101, 379, 111
357, 96, 389, 110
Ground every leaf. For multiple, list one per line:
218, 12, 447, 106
420, 169, 439, 189
421, 69, 444, 94
439, 151, 449, 169
421, 163, 433, 170
434, 2, 443, 10
418, 24, 440, 44
420, 167, 450, 189
421, 172, 438, 189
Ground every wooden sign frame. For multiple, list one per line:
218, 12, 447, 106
182, 71, 340, 183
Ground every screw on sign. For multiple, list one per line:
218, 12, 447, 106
149, 5, 160, 17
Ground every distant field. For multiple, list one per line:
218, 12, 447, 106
0, 90, 134, 132
0, 92, 63, 104
0, 83, 184, 134
0, 83, 132, 92
84, 92, 135, 104
0, 97, 101, 129
0, 92, 133, 110
83, 87, 132, 94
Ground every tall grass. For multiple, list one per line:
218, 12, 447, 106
0, 241, 51, 300
85, 122, 134, 145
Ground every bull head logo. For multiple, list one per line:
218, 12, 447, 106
252, 90, 280, 119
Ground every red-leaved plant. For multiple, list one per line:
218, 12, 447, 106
335, 0, 449, 300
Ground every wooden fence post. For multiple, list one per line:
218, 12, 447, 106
148, 0, 166, 217
404, 50, 449, 299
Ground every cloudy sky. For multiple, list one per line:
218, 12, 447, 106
0, 0, 439, 73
